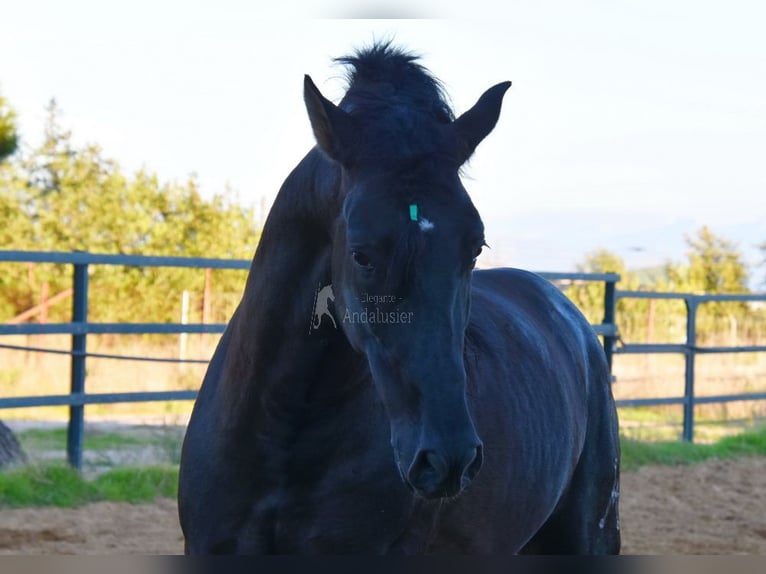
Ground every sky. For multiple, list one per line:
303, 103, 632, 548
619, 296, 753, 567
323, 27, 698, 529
1, 1, 764, 285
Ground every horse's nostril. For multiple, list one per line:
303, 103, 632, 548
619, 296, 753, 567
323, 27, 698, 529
407, 444, 483, 498
464, 443, 484, 482
408, 449, 447, 493
424, 451, 447, 476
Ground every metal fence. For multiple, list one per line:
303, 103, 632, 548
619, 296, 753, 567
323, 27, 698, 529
2, 250, 764, 468
610, 290, 766, 441
0, 251, 620, 468
0, 251, 249, 468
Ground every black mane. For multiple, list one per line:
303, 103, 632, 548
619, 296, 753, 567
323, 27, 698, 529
336, 42, 454, 123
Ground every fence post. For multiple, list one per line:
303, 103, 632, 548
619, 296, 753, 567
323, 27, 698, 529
602, 277, 617, 374
682, 296, 697, 442
179, 290, 190, 374
67, 258, 89, 469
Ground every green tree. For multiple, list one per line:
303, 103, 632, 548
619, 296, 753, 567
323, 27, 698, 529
565, 231, 759, 346
686, 226, 748, 295
0, 100, 259, 325
566, 249, 647, 341
0, 91, 18, 162
0, 94, 35, 318
683, 226, 750, 342
567, 248, 627, 323
567, 249, 686, 343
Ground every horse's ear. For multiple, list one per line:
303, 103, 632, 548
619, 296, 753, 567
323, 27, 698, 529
304, 75, 357, 165
451, 81, 511, 165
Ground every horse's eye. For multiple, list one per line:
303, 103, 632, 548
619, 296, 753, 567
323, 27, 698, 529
352, 251, 373, 269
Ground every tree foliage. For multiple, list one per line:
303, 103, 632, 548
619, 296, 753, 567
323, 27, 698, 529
0, 91, 18, 162
0, 100, 259, 324
567, 248, 628, 325
1, 96, 762, 346
683, 226, 750, 340
566, 249, 655, 342
685, 226, 748, 295
566, 229, 761, 345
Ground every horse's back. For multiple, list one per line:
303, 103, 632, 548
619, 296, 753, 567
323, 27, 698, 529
468, 267, 598, 424
471, 267, 597, 355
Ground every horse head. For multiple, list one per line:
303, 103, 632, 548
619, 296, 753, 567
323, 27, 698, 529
303, 52, 510, 499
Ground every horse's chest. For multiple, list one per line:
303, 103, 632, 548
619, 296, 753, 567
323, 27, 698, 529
266, 457, 416, 553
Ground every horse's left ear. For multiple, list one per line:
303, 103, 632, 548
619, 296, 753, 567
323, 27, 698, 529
451, 81, 511, 165
304, 75, 357, 165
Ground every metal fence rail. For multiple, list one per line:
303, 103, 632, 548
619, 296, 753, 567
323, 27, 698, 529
0, 250, 250, 468
612, 290, 766, 442
0, 251, 620, 469
12, 250, 763, 463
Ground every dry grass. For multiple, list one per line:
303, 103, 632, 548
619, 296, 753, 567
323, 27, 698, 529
613, 353, 766, 401
0, 334, 219, 422
613, 352, 766, 441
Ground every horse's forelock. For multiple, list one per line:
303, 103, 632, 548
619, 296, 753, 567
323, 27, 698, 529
335, 41, 454, 124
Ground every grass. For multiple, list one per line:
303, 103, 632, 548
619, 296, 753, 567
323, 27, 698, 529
617, 413, 766, 443
17, 426, 185, 450
620, 425, 766, 471
90, 466, 178, 502
12, 425, 186, 476
0, 464, 178, 508
17, 428, 158, 451
1, 427, 765, 509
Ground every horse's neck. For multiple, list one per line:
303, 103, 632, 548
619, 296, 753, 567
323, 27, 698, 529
219, 150, 358, 432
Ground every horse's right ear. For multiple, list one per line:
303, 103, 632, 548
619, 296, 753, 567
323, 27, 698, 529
451, 81, 511, 166
304, 75, 357, 165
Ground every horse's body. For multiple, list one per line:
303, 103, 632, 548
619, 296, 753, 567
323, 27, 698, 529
179, 44, 620, 554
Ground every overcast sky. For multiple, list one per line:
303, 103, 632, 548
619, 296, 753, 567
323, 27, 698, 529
2, 2, 764, 284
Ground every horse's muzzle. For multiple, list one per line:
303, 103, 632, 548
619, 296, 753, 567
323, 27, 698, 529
406, 443, 483, 499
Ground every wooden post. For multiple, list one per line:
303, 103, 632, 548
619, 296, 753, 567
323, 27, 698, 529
40, 281, 50, 324
8, 289, 74, 324
26, 263, 36, 364
202, 268, 212, 324
201, 268, 212, 350
27, 262, 37, 292
179, 290, 190, 374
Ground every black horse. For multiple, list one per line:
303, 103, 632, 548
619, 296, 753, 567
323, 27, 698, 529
178, 43, 621, 554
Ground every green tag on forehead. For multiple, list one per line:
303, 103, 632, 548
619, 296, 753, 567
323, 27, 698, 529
409, 204, 418, 221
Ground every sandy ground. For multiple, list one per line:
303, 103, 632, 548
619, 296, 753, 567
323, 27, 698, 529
619, 456, 766, 554
0, 498, 182, 554
1, 456, 765, 554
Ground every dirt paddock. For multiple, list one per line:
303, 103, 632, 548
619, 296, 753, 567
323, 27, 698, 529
1, 457, 765, 554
